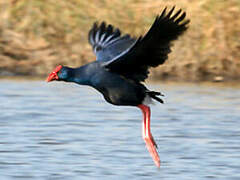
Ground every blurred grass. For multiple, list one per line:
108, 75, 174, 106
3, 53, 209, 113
0, 0, 240, 81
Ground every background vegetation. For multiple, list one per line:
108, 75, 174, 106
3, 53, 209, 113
0, 0, 240, 81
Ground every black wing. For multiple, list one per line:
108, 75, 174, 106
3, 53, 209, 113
88, 22, 136, 62
102, 7, 190, 82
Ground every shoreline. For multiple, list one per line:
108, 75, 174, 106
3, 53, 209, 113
1, 75, 239, 88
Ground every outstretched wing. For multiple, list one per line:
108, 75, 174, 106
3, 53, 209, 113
102, 7, 190, 82
88, 22, 136, 62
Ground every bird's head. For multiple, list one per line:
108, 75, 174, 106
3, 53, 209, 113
46, 65, 70, 82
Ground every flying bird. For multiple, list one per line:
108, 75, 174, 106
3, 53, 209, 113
46, 6, 190, 167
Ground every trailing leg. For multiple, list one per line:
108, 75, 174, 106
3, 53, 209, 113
138, 104, 160, 168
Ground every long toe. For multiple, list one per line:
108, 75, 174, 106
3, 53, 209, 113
149, 133, 158, 149
144, 137, 160, 168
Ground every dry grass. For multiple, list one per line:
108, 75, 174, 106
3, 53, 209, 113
0, 0, 240, 81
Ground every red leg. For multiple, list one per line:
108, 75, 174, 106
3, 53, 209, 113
138, 104, 160, 168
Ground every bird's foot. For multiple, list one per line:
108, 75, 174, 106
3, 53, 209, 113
143, 133, 160, 168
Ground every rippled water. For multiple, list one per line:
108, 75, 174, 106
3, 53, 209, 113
0, 80, 240, 179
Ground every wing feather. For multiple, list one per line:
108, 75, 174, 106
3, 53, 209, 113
88, 22, 135, 62
102, 7, 190, 82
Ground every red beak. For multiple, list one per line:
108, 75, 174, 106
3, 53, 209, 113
46, 72, 58, 82
46, 65, 62, 82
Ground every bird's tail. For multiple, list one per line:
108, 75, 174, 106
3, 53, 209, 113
147, 91, 164, 104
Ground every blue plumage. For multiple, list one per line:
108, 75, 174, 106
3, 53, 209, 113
47, 7, 190, 167
48, 6, 189, 106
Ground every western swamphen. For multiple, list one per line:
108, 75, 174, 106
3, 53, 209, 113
47, 7, 189, 167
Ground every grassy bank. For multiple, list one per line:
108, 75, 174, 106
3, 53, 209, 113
0, 0, 240, 82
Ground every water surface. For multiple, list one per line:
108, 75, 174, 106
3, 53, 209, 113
0, 80, 239, 179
